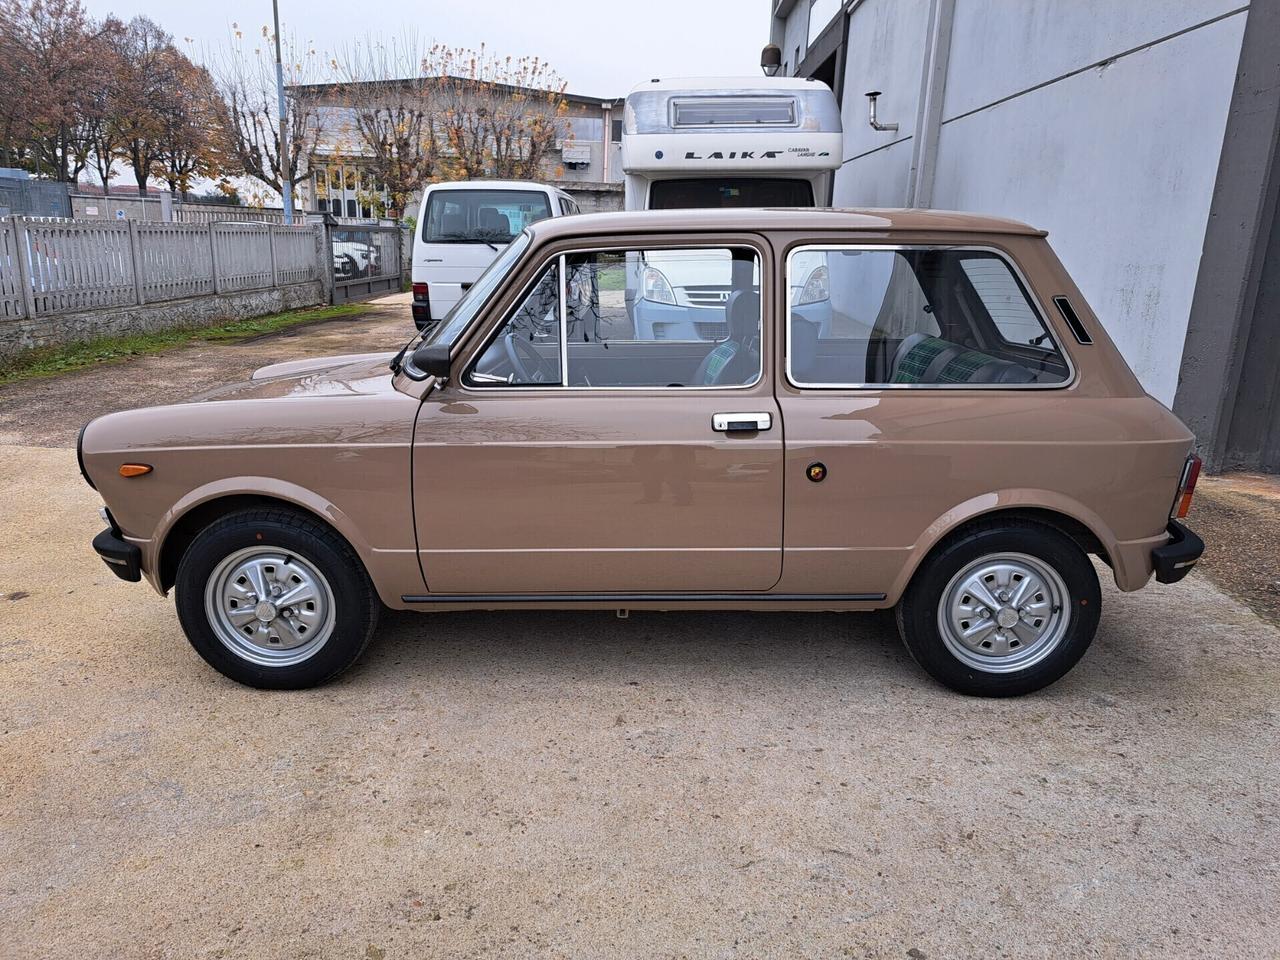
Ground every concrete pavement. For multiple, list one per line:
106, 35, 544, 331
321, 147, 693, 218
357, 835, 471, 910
1, 293, 1277, 959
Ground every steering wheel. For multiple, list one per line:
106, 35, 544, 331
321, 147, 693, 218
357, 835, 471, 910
503, 332, 559, 384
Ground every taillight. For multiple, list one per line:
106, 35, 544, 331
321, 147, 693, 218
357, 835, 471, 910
1172, 454, 1202, 519
412, 282, 429, 301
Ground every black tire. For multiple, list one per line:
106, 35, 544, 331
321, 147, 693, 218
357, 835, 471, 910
174, 507, 379, 689
895, 520, 1101, 697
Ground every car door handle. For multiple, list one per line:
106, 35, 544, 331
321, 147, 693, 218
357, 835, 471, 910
712, 412, 772, 433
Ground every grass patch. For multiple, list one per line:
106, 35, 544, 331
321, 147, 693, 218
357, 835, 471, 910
0, 303, 368, 386
597, 269, 627, 291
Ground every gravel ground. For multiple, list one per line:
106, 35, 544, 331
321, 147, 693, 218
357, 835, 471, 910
1192, 473, 1280, 626
1, 295, 1278, 958
0, 294, 416, 448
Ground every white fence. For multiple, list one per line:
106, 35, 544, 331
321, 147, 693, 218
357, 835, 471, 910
0, 216, 325, 321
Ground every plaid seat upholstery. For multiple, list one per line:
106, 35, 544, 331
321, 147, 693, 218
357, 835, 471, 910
891, 335, 1008, 384
699, 341, 740, 385
891, 336, 950, 383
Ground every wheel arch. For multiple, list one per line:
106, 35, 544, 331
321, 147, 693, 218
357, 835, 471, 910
886, 491, 1118, 606
154, 481, 369, 595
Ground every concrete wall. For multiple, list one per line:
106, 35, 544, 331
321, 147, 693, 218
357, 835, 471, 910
833, 0, 1250, 406
564, 184, 624, 213
1175, 0, 1280, 472
0, 281, 325, 360
777, 2, 811, 76
71, 194, 286, 224
832, 0, 933, 208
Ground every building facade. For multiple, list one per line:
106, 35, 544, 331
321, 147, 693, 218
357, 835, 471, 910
292, 80, 624, 222
768, 0, 1280, 472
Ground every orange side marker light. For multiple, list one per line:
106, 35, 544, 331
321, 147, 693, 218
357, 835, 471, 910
119, 463, 153, 478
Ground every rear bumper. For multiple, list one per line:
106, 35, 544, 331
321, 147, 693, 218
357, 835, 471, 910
93, 527, 142, 582
1152, 520, 1204, 584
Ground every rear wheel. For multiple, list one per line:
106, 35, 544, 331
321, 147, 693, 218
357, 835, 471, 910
175, 508, 379, 689
896, 521, 1100, 696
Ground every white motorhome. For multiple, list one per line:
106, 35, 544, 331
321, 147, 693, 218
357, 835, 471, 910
412, 180, 579, 330
621, 77, 842, 340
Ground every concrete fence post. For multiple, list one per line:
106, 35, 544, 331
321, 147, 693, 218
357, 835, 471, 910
10, 215, 38, 319
127, 220, 145, 306
319, 221, 336, 304
208, 223, 221, 295
268, 225, 279, 288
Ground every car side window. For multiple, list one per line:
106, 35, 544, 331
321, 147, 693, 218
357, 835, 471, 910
466, 261, 563, 386
565, 247, 760, 387
787, 247, 1069, 387
467, 246, 762, 389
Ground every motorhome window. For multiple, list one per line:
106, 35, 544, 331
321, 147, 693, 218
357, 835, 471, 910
422, 190, 553, 244
671, 97, 796, 127
787, 247, 1070, 388
648, 178, 813, 209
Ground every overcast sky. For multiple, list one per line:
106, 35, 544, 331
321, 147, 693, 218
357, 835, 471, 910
82, 0, 770, 96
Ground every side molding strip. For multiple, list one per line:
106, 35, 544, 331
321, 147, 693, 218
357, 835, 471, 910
401, 592, 887, 604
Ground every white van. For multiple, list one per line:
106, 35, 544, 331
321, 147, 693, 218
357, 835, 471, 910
621, 77, 842, 339
412, 180, 579, 329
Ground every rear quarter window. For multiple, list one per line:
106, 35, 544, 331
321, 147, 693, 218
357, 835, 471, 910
787, 246, 1071, 388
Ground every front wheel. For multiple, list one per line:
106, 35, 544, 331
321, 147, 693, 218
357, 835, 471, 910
175, 508, 379, 689
896, 521, 1101, 696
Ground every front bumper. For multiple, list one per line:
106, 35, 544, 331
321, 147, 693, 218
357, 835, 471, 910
1152, 520, 1204, 584
93, 526, 141, 582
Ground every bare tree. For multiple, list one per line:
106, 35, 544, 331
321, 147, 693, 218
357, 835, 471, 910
112, 16, 181, 196
155, 58, 228, 197
207, 23, 330, 198
429, 44, 571, 182
324, 39, 572, 216
328, 35, 442, 218
0, 0, 109, 180
79, 16, 128, 193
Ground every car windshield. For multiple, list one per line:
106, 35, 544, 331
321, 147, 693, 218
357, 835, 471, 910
422, 189, 553, 244
423, 231, 533, 348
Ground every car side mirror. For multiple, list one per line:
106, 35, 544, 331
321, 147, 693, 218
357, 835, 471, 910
410, 341, 452, 380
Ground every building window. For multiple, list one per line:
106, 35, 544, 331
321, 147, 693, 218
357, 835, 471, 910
311, 163, 389, 220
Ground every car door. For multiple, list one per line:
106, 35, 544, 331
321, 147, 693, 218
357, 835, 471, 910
412, 237, 783, 595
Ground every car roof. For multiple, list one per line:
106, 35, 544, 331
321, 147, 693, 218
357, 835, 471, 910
628, 76, 825, 94
529, 207, 1047, 239
424, 179, 561, 194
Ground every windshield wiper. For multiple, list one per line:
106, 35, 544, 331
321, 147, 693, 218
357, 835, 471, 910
428, 232, 513, 250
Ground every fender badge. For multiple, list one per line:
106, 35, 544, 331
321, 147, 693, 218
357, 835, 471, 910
806, 462, 827, 483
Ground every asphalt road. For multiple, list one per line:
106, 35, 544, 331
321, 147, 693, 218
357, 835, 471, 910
1, 294, 1278, 959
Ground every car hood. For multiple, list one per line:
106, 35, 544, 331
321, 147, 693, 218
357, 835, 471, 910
188, 352, 400, 402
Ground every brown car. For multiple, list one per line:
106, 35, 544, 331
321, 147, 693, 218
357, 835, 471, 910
80, 209, 1204, 695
